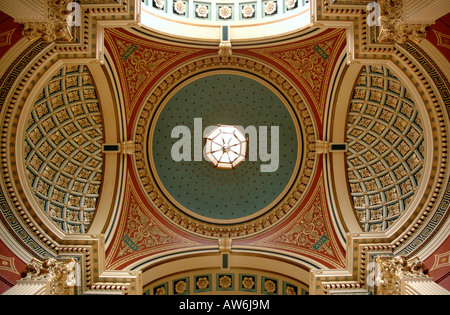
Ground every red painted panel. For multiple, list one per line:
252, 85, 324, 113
0, 239, 27, 294
426, 13, 450, 62
424, 235, 450, 291
0, 11, 24, 61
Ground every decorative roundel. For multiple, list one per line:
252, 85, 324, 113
134, 57, 317, 238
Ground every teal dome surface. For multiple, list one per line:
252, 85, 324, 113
151, 73, 300, 222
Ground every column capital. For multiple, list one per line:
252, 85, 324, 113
377, 0, 430, 43
22, 258, 76, 295
375, 255, 428, 295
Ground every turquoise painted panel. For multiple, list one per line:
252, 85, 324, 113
313, 235, 328, 251
152, 73, 299, 221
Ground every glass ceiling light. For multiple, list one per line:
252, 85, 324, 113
205, 125, 248, 169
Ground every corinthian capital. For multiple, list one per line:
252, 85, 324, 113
377, 0, 430, 43
375, 255, 428, 295
21, 0, 73, 42
22, 258, 77, 295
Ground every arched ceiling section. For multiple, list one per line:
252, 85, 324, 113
23, 65, 104, 234
347, 65, 426, 233
141, 252, 311, 295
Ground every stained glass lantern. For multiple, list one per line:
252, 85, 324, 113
204, 125, 248, 169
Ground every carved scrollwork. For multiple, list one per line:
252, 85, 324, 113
218, 41, 233, 57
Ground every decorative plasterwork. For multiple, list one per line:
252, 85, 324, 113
146, 267, 309, 295
245, 174, 347, 269
0, 0, 48, 26
22, 258, 77, 295
151, 73, 299, 222
347, 65, 425, 232
218, 41, 233, 58
0, 29, 16, 48
394, 42, 450, 257
246, 28, 347, 122
0, 1, 142, 294
0, 40, 60, 259
309, 0, 449, 295
0, 0, 448, 296
56, 234, 142, 294
133, 55, 317, 239
103, 28, 203, 124
105, 173, 202, 270
21, 0, 74, 42
377, 0, 430, 44
144, 0, 304, 23
375, 255, 429, 295
24, 65, 103, 234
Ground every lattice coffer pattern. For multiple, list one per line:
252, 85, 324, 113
24, 65, 103, 234
347, 65, 425, 232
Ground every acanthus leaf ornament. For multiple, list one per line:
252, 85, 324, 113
21, 0, 73, 42
375, 256, 429, 295
22, 258, 77, 295
377, 0, 430, 43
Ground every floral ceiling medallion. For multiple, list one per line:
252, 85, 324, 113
174, 0, 186, 15
219, 6, 233, 20
264, 1, 277, 15
196, 4, 209, 18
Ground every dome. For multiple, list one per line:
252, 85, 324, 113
141, 0, 312, 41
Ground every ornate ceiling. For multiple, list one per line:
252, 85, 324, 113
24, 65, 104, 234
0, 0, 449, 295
347, 64, 425, 232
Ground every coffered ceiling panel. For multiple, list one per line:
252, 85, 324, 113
24, 65, 103, 234
347, 65, 425, 232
